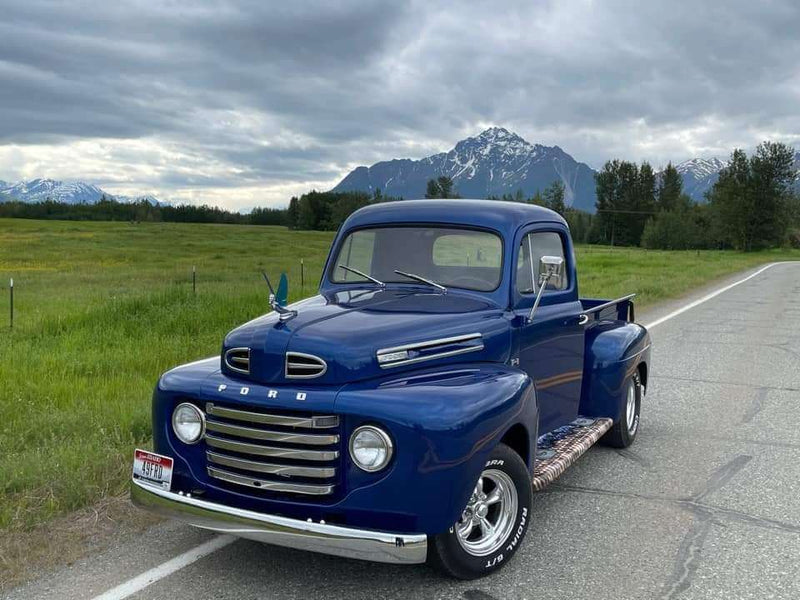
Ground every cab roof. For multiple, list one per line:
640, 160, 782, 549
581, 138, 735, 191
343, 199, 567, 233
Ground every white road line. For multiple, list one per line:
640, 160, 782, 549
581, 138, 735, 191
643, 261, 796, 329
89, 260, 797, 600
90, 535, 235, 600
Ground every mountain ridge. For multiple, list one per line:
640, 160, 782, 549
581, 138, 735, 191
332, 127, 599, 212
0, 178, 162, 206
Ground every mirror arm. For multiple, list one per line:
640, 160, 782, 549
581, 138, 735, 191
527, 273, 550, 323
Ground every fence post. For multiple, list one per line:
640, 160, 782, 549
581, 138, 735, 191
192, 265, 196, 294
9, 278, 13, 329
300, 259, 304, 294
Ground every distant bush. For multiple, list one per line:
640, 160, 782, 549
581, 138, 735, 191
641, 205, 722, 250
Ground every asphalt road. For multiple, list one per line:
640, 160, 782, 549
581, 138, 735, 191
7, 262, 800, 600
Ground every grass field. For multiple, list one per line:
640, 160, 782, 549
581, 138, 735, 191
1, 217, 798, 537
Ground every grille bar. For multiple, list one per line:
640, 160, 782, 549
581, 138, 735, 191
205, 420, 339, 445
204, 401, 341, 497
206, 435, 339, 461
206, 403, 339, 429
207, 466, 335, 495
207, 451, 336, 478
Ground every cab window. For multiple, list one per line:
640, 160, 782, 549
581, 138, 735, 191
517, 231, 568, 293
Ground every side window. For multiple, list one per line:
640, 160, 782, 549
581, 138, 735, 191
517, 231, 568, 293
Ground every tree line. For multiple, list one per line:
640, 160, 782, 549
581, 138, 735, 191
0, 195, 289, 226
596, 141, 799, 250
2, 140, 797, 250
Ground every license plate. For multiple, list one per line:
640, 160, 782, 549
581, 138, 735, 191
132, 449, 173, 490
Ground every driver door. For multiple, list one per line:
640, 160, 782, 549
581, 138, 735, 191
514, 228, 585, 434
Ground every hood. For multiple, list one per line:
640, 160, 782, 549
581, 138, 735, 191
222, 288, 511, 386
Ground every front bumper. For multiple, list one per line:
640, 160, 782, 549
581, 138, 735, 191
130, 479, 428, 564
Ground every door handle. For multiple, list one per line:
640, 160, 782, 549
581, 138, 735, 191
578, 314, 589, 326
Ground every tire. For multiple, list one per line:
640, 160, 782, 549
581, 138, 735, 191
428, 443, 532, 579
601, 371, 642, 448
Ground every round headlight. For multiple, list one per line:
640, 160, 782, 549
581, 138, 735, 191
349, 425, 393, 472
172, 403, 205, 444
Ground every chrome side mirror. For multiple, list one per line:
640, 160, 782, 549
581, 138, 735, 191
538, 255, 564, 289
528, 255, 565, 323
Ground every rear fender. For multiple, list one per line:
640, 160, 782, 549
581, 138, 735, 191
579, 321, 650, 421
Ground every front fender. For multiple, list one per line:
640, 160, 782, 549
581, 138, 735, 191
335, 363, 535, 535
579, 321, 651, 420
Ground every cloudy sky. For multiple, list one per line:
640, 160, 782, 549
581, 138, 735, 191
1, 0, 798, 209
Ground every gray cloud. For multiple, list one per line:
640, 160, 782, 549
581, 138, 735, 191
1, 0, 798, 207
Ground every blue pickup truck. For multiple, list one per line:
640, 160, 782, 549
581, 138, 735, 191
131, 199, 651, 579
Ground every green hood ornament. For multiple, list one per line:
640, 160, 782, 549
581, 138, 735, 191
262, 272, 297, 321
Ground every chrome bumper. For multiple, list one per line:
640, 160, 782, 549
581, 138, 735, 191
130, 479, 428, 564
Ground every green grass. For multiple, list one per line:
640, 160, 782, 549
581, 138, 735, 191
0, 218, 797, 533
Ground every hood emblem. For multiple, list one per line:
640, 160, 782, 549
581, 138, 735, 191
262, 272, 297, 321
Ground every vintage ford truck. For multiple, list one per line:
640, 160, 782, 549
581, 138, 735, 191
131, 199, 651, 579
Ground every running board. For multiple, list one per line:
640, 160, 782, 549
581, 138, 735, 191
532, 417, 613, 491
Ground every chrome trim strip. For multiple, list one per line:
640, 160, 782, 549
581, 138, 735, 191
207, 466, 335, 495
206, 451, 336, 478
585, 294, 637, 316
205, 403, 339, 429
377, 332, 483, 355
378, 344, 484, 369
131, 478, 427, 564
376, 333, 484, 369
205, 420, 339, 446
224, 347, 251, 375
206, 435, 339, 461
285, 351, 328, 379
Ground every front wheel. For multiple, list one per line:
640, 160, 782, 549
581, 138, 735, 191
428, 443, 532, 579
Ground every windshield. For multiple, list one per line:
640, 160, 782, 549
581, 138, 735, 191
331, 226, 503, 292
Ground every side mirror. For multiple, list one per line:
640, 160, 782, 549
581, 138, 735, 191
528, 255, 565, 323
538, 255, 564, 289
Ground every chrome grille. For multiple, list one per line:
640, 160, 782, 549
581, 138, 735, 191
204, 402, 340, 496
285, 352, 327, 379
224, 347, 250, 374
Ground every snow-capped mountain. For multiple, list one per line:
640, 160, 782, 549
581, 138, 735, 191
0, 178, 161, 205
673, 157, 727, 202
333, 127, 598, 213
1, 178, 107, 204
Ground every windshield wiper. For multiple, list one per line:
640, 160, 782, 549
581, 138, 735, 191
393, 269, 447, 292
338, 264, 385, 287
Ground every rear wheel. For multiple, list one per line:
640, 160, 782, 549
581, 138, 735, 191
428, 443, 532, 579
602, 371, 642, 448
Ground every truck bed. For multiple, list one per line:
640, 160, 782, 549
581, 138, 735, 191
581, 294, 636, 323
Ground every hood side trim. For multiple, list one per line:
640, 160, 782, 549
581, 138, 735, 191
377, 333, 484, 369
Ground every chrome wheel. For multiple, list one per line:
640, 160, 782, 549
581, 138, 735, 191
455, 469, 518, 557
626, 379, 638, 435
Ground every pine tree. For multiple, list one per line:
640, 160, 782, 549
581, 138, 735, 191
593, 160, 656, 246
542, 181, 566, 216
657, 163, 684, 212
425, 179, 441, 199
286, 197, 299, 229
437, 176, 455, 198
